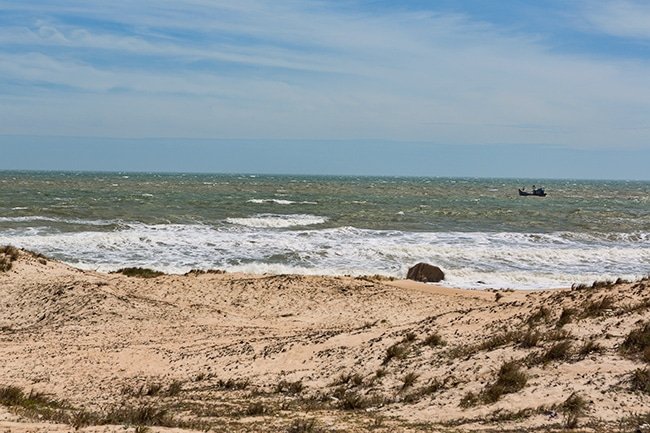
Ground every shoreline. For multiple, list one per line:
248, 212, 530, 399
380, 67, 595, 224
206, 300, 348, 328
1, 248, 649, 432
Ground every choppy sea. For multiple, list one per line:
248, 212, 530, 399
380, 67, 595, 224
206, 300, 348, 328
1, 171, 648, 289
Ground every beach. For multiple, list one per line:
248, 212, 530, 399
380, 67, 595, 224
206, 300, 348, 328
1, 248, 649, 432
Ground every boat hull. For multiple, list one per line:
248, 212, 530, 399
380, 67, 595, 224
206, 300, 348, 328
518, 189, 546, 197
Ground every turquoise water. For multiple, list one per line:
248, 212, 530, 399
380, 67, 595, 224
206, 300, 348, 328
1, 171, 648, 288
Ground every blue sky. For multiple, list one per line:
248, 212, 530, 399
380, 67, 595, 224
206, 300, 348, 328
1, 0, 650, 179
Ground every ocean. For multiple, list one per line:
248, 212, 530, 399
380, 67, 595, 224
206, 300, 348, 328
1, 171, 648, 289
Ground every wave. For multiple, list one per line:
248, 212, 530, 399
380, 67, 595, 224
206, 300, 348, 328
0, 216, 117, 226
225, 214, 328, 228
0, 222, 648, 289
247, 199, 318, 205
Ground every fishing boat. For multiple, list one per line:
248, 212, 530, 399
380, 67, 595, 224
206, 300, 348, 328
518, 188, 546, 197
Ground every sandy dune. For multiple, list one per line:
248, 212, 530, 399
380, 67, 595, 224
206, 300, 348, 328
1, 249, 649, 432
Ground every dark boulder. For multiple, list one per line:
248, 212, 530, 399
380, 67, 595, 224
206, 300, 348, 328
406, 263, 445, 283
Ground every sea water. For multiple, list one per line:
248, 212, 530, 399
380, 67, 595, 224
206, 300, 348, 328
0, 171, 648, 289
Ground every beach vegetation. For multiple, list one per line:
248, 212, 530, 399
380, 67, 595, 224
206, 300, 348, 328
481, 360, 527, 404
621, 322, 650, 362
338, 391, 385, 411
216, 378, 250, 390
527, 306, 552, 325
402, 379, 443, 403
539, 340, 573, 364
582, 295, 615, 317
0, 385, 61, 410
0, 245, 20, 272
631, 368, 650, 394
403, 332, 417, 343
423, 331, 445, 347
561, 392, 588, 429
287, 417, 319, 433
400, 372, 419, 391
556, 308, 575, 327
184, 269, 225, 276
166, 380, 183, 396
542, 329, 572, 342
113, 267, 164, 278
276, 379, 304, 395
519, 329, 541, 348
245, 401, 271, 416
383, 342, 409, 364
578, 339, 603, 357
459, 391, 479, 408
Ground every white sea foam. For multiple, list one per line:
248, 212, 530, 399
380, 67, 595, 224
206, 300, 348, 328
0, 222, 648, 289
226, 214, 327, 228
0, 216, 116, 226
247, 199, 318, 205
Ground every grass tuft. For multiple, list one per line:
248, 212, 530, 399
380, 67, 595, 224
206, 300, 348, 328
556, 308, 575, 327
582, 296, 615, 317
383, 342, 409, 365
621, 322, 650, 362
113, 267, 164, 278
401, 372, 419, 391
216, 378, 250, 391
287, 418, 319, 433
481, 361, 527, 404
561, 392, 588, 429
276, 379, 304, 395
423, 332, 445, 348
631, 368, 650, 394
0, 245, 20, 272
541, 340, 572, 364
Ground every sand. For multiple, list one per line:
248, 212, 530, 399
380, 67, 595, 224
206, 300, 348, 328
0, 248, 649, 432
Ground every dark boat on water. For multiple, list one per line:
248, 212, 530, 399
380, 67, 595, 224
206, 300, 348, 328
518, 188, 546, 197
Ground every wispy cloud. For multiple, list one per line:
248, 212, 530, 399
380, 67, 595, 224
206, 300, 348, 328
581, 0, 650, 39
1, 0, 650, 149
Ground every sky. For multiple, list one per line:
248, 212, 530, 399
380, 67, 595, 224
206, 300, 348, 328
1, 0, 650, 179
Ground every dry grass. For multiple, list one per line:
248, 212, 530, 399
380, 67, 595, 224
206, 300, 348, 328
0, 245, 20, 272
561, 393, 588, 428
401, 372, 419, 391
113, 267, 165, 278
481, 361, 528, 404
631, 368, 650, 394
621, 322, 650, 362
423, 332, 445, 348
383, 342, 409, 365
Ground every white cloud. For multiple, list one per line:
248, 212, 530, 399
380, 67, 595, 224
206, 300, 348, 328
0, 1, 649, 149
582, 0, 650, 39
